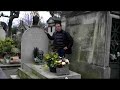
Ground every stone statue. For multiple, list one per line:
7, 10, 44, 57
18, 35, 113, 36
32, 15, 39, 25
33, 47, 44, 64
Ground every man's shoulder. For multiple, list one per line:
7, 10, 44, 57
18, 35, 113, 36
62, 30, 69, 35
62, 30, 67, 34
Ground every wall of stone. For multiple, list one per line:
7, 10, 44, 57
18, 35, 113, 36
65, 11, 112, 78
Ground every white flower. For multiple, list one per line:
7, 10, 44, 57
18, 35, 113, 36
58, 60, 62, 63
62, 62, 66, 65
65, 59, 69, 64
65, 59, 69, 62
59, 56, 62, 59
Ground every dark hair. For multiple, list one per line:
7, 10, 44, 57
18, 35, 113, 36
33, 15, 39, 25
55, 22, 62, 26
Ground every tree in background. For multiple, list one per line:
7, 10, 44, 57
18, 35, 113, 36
0, 11, 20, 38
22, 12, 33, 27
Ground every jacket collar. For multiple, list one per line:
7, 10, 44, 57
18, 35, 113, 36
56, 29, 63, 33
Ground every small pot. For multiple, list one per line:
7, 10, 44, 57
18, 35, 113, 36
49, 67, 56, 73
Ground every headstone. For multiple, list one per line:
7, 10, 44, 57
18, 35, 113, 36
21, 26, 49, 64
0, 22, 6, 40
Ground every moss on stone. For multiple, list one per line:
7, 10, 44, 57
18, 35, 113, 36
80, 71, 100, 79
79, 51, 89, 62
27, 66, 46, 79
17, 68, 39, 79
69, 61, 101, 79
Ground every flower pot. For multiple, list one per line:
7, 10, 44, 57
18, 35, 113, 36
56, 65, 69, 76
49, 67, 56, 73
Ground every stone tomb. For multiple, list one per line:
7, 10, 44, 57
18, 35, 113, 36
17, 63, 81, 79
21, 26, 49, 64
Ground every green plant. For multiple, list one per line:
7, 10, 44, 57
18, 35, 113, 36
44, 52, 59, 67
0, 38, 17, 57
44, 52, 70, 68
11, 47, 20, 56
0, 40, 4, 55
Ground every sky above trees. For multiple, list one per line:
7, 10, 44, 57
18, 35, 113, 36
0, 11, 51, 27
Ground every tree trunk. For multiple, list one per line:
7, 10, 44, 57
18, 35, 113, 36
7, 11, 19, 38
7, 17, 14, 37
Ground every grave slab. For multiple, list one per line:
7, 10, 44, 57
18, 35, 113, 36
18, 63, 81, 79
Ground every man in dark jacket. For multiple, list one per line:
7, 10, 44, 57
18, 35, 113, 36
45, 22, 73, 57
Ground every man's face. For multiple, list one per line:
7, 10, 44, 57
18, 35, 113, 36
55, 24, 62, 32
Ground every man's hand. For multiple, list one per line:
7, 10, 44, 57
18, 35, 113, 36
44, 30, 48, 34
64, 46, 68, 50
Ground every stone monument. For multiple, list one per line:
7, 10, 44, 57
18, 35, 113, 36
21, 15, 49, 64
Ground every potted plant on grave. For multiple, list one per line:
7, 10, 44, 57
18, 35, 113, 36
55, 57, 70, 75
44, 52, 70, 74
44, 52, 58, 72
0, 38, 20, 64
10, 47, 21, 64
0, 38, 14, 63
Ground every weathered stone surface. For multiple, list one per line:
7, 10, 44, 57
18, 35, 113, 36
65, 11, 111, 78
21, 26, 49, 64
66, 12, 97, 25
19, 63, 81, 79
0, 68, 8, 79
69, 61, 110, 79
66, 23, 95, 63
56, 65, 69, 76
17, 68, 39, 79
0, 24, 6, 40
61, 16, 66, 30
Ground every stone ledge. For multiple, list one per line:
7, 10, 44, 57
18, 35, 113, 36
17, 68, 39, 79
0, 64, 21, 68
20, 63, 81, 79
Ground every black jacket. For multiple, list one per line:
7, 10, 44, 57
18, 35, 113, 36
46, 30, 73, 54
